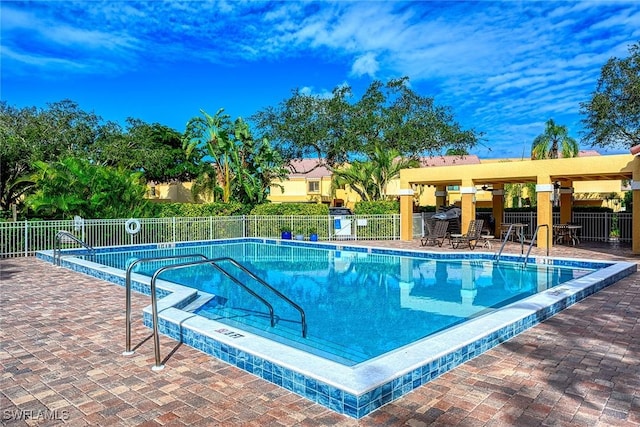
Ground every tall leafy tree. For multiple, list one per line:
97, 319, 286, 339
184, 109, 235, 202
229, 117, 289, 205
0, 100, 101, 211
183, 109, 288, 205
0, 103, 39, 211
531, 119, 579, 159
91, 118, 200, 183
580, 42, 640, 148
251, 77, 480, 169
445, 147, 469, 156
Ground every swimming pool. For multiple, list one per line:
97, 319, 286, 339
38, 238, 636, 418
84, 241, 594, 365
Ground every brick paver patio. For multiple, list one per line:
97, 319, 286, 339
1, 240, 639, 426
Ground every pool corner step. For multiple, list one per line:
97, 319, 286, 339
181, 293, 223, 312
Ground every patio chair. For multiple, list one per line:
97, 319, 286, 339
421, 220, 449, 247
451, 219, 485, 249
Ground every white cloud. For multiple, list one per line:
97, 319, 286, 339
299, 86, 333, 99
351, 53, 379, 78
2, 0, 638, 157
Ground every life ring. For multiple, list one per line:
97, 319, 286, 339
125, 218, 141, 235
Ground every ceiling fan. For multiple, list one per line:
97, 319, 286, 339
481, 184, 493, 191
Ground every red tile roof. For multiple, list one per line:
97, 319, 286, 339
286, 151, 602, 177
420, 155, 481, 167
577, 150, 600, 157
286, 159, 332, 178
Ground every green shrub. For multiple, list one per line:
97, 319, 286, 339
250, 203, 328, 216
151, 201, 248, 218
354, 200, 399, 214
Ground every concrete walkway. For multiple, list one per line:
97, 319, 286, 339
1, 241, 639, 426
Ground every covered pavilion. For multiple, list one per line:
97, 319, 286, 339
398, 153, 640, 254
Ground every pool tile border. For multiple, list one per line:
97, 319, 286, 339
37, 239, 636, 419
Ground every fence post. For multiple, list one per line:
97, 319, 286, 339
353, 216, 358, 240
24, 220, 28, 257
530, 211, 535, 239
242, 215, 247, 238
393, 215, 397, 240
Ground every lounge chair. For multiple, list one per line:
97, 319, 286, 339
451, 219, 485, 249
421, 220, 449, 247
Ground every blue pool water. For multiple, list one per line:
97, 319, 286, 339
86, 241, 593, 365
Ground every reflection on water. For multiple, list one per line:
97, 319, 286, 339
86, 242, 594, 364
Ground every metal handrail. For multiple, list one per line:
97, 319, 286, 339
209, 256, 308, 339
495, 224, 516, 264
54, 230, 95, 266
148, 258, 278, 371
523, 224, 550, 267
123, 254, 208, 356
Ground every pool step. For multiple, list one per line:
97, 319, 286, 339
195, 304, 370, 364
181, 294, 227, 312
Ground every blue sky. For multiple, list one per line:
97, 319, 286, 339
2, 1, 639, 159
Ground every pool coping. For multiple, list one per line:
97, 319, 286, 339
37, 238, 637, 419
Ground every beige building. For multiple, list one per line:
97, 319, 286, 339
147, 151, 629, 213
264, 152, 628, 212
267, 159, 336, 205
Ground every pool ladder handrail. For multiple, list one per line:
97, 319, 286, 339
495, 224, 516, 264
143, 256, 307, 371
124, 254, 208, 357
211, 256, 308, 339
495, 224, 550, 266
523, 224, 550, 267
54, 230, 95, 266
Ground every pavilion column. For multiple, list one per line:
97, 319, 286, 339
435, 186, 447, 209
559, 180, 573, 224
460, 181, 476, 234
399, 188, 414, 241
536, 179, 554, 249
492, 185, 505, 235
632, 162, 640, 254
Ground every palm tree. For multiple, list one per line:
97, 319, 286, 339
26, 157, 147, 219
331, 146, 419, 201
531, 119, 579, 159
331, 161, 377, 201
368, 145, 419, 199
184, 109, 235, 202
185, 110, 289, 206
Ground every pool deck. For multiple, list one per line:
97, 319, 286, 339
1, 240, 639, 426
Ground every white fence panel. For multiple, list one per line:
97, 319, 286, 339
0, 214, 403, 257
0, 212, 632, 258
503, 211, 633, 242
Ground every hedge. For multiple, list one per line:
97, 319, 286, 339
354, 200, 399, 214
149, 201, 249, 217
250, 203, 329, 216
